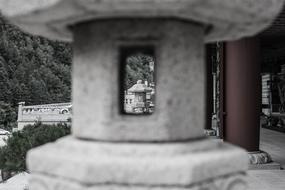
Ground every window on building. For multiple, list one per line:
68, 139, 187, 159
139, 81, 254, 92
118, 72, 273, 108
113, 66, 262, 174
119, 45, 155, 115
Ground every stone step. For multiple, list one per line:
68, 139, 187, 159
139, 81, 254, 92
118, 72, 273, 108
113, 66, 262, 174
249, 162, 282, 170
248, 170, 285, 190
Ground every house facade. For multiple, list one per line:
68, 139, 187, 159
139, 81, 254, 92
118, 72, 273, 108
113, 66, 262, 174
17, 102, 71, 130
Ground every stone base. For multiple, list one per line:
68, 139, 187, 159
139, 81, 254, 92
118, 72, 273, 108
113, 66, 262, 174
204, 129, 216, 136
248, 150, 272, 165
27, 136, 248, 189
249, 162, 281, 170
29, 172, 247, 190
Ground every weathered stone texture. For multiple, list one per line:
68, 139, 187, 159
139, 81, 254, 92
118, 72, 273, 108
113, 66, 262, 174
28, 172, 247, 190
248, 151, 272, 165
0, 0, 283, 42
27, 137, 248, 187
72, 19, 205, 141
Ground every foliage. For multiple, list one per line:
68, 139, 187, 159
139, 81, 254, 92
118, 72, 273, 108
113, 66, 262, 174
124, 53, 154, 89
0, 101, 17, 131
0, 122, 71, 174
0, 15, 72, 107
0, 13, 156, 106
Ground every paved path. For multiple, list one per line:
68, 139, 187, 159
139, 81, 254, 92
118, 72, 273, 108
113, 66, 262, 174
260, 128, 285, 168
248, 170, 285, 190
248, 128, 285, 190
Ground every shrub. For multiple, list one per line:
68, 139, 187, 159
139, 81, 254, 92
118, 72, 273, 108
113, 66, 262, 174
0, 122, 70, 177
0, 101, 17, 132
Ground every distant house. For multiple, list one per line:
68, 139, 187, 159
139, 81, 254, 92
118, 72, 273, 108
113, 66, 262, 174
124, 80, 155, 114
17, 102, 72, 130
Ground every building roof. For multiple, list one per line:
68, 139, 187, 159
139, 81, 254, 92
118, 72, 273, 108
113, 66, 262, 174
0, 0, 283, 42
128, 80, 152, 93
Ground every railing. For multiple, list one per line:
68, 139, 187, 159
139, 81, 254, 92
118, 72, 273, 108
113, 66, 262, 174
21, 103, 72, 115
17, 102, 72, 129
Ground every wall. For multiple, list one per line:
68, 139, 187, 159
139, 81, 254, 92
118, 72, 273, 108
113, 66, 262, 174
17, 103, 72, 130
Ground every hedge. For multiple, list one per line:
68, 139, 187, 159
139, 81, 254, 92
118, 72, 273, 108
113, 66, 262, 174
0, 122, 70, 178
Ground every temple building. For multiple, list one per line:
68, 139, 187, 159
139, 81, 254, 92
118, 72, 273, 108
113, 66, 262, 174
124, 80, 154, 114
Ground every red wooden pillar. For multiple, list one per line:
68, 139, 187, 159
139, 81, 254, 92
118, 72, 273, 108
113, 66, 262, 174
224, 37, 261, 152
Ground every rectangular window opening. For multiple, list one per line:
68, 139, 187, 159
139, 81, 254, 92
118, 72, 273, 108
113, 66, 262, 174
119, 45, 155, 115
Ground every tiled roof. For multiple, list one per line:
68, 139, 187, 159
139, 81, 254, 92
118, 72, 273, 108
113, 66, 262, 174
128, 81, 152, 93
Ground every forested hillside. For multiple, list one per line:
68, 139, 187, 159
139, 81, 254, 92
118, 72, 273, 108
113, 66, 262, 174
0, 16, 72, 106
0, 15, 72, 130
125, 53, 154, 90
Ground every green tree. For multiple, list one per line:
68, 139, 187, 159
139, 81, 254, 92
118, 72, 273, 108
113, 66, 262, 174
125, 53, 154, 89
0, 14, 72, 108
0, 101, 17, 131
0, 61, 10, 101
0, 122, 71, 179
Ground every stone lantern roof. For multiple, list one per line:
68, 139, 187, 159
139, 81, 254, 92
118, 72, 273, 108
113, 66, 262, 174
0, 0, 283, 42
128, 80, 152, 93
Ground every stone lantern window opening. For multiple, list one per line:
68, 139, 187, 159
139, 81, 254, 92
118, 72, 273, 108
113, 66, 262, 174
119, 45, 155, 115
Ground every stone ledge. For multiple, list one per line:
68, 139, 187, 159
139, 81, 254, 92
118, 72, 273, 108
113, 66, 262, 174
249, 162, 281, 170
0, 0, 283, 42
27, 137, 248, 187
248, 150, 272, 165
37, 136, 221, 156
29, 172, 247, 190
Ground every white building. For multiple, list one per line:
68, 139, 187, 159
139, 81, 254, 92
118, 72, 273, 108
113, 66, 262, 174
17, 102, 72, 130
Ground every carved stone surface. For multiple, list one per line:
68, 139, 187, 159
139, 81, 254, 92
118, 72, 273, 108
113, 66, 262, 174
0, 0, 283, 42
248, 150, 272, 165
72, 19, 205, 141
27, 137, 248, 187
28, 172, 247, 190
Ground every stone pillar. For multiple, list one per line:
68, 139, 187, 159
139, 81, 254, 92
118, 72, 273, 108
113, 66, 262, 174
27, 20, 249, 190
71, 20, 205, 141
224, 38, 272, 164
0, 0, 283, 190
204, 45, 216, 136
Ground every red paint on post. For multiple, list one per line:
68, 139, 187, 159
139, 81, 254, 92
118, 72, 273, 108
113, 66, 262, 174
224, 38, 261, 152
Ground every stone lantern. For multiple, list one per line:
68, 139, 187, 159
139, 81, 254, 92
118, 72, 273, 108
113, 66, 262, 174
0, 0, 283, 190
